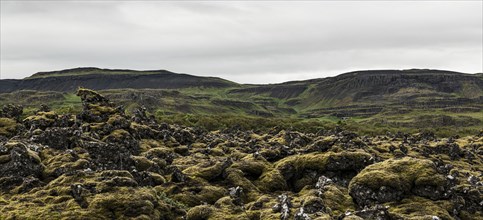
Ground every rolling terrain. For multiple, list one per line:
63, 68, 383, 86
0, 68, 482, 219
0, 67, 482, 136
0, 88, 481, 219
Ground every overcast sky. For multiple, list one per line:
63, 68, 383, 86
1, 1, 482, 83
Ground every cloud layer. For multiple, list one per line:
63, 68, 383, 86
1, 1, 482, 83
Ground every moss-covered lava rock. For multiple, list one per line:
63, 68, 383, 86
0, 88, 481, 220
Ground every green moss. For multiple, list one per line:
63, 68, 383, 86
1, 171, 180, 219
256, 168, 288, 192
131, 156, 155, 171
348, 157, 448, 206
23, 111, 57, 128
386, 196, 452, 220
257, 151, 372, 192
231, 154, 269, 179
349, 157, 446, 193
41, 148, 89, 179
320, 185, 355, 215
139, 139, 166, 152
182, 160, 229, 181
102, 129, 130, 142
224, 168, 260, 200
0, 117, 17, 136
275, 151, 371, 174
87, 103, 117, 116
186, 205, 213, 220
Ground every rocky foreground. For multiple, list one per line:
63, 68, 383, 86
0, 88, 481, 220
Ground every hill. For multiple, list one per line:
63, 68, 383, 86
0, 67, 237, 93
0, 68, 482, 136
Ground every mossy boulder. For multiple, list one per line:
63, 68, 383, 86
76, 88, 123, 123
183, 159, 232, 181
319, 185, 355, 216
186, 204, 213, 220
23, 111, 58, 129
258, 151, 372, 192
0, 104, 23, 121
171, 185, 226, 207
90, 187, 177, 219
76, 87, 110, 105
41, 148, 90, 179
348, 157, 448, 206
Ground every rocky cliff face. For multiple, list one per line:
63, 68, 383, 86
232, 69, 483, 106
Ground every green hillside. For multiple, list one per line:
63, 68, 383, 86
0, 68, 482, 136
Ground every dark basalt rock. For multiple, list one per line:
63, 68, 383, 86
345, 205, 390, 220
30, 127, 81, 149
70, 183, 96, 208
0, 141, 43, 178
272, 194, 292, 220
0, 104, 23, 121
0, 141, 44, 192
81, 140, 135, 171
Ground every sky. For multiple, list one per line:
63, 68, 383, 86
0, 1, 482, 84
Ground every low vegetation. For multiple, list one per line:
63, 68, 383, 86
0, 88, 481, 219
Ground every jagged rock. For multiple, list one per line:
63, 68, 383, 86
38, 104, 51, 113
272, 194, 292, 220
77, 88, 111, 105
132, 170, 165, 186
30, 127, 80, 149
315, 175, 333, 196
0, 104, 23, 121
467, 175, 480, 186
228, 186, 244, 205
173, 128, 194, 145
23, 111, 58, 130
294, 207, 311, 220
70, 183, 95, 208
284, 131, 311, 148
0, 141, 44, 191
298, 194, 327, 215
14, 176, 44, 193
347, 205, 390, 220
76, 88, 123, 123
80, 139, 135, 171
169, 166, 187, 183
305, 136, 337, 152
132, 106, 157, 125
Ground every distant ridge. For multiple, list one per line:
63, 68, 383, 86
0, 67, 481, 121
0, 68, 482, 116
28, 67, 173, 79
1, 67, 237, 93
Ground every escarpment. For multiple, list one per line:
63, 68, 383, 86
0, 88, 481, 219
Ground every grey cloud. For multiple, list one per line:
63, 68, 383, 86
1, 1, 482, 83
